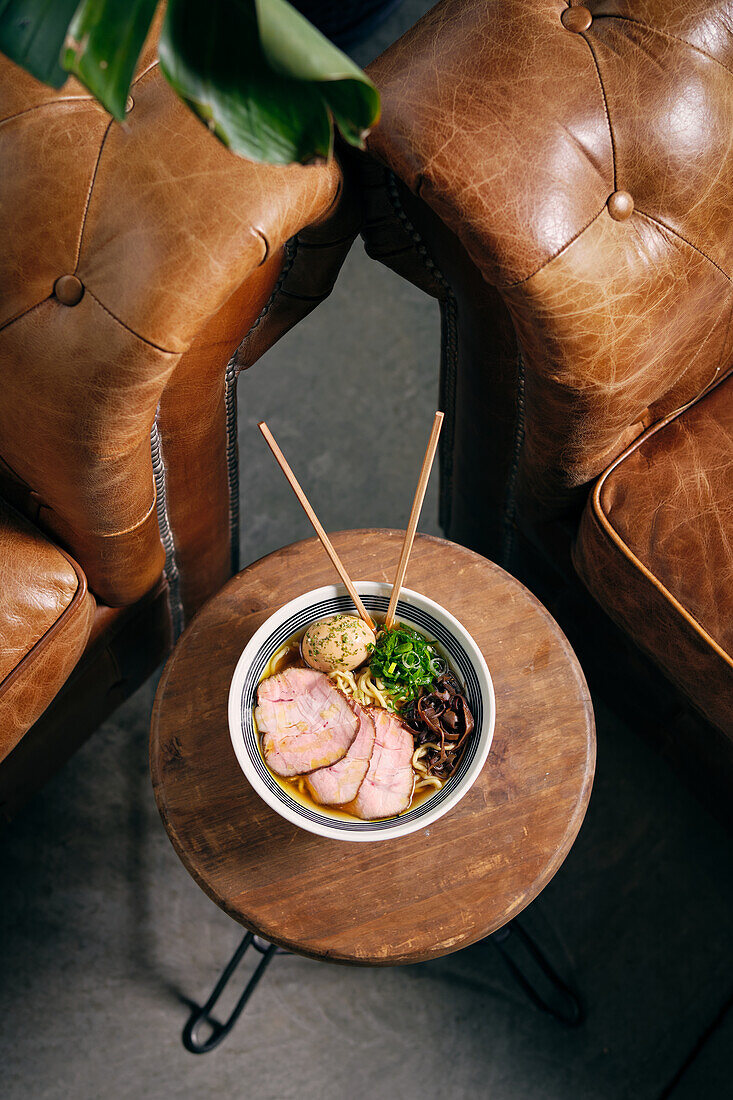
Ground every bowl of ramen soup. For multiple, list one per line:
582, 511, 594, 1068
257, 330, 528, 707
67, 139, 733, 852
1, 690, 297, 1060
228, 582, 495, 841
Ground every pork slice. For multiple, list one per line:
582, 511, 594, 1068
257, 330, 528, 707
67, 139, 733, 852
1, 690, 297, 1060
307, 702, 376, 805
255, 667, 359, 777
348, 707, 415, 820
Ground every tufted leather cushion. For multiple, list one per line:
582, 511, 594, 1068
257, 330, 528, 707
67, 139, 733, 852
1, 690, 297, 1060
0, 501, 95, 759
366, 0, 733, 521
0, 13, 341, 606
574, 374, 733, 735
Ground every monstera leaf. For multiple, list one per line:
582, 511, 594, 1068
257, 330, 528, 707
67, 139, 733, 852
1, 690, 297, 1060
160, 0, 379, 163
256, 0, 379, 149
0, 0, 379, 164
63, 0, 159, 120
0, 0, 80, 86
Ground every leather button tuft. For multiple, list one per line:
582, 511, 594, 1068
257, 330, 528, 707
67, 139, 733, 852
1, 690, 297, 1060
607, 190, 634, 221
561, 6, 592, 32
126, 95, 134, 113
54, 274, 84, 306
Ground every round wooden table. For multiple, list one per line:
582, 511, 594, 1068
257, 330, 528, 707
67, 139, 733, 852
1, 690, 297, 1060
151, 530, 595, 968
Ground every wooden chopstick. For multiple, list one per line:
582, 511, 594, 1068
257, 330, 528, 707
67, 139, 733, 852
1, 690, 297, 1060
257, 421, 375, 632
384, 411, 444, 631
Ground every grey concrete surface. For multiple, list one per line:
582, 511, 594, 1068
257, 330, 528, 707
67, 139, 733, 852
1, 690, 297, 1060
2, 3, 732, 1097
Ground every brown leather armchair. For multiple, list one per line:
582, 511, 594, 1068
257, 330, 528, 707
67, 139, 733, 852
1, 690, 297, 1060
0, 19, 357, 820
359, 0, 733, 809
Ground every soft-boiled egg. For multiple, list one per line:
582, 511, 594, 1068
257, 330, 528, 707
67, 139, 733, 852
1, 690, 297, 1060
301, 614, 375, 673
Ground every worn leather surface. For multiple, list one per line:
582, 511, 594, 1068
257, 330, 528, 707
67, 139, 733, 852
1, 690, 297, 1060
0, 14, 342, 608
365, 0, 733, 523
0, 579, 170, 822
157, 252, 286, 618
0, 501, 95, 760
574, 375, 733, 735
235, 175, 361, 372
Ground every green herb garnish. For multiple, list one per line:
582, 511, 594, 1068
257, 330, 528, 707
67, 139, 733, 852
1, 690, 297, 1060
369, 624, 446, 703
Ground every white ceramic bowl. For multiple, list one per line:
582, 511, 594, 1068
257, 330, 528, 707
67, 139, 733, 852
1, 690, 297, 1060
228, 582, 495, 842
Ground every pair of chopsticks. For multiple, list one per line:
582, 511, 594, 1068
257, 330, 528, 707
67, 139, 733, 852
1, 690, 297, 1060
258, 411, 444, 634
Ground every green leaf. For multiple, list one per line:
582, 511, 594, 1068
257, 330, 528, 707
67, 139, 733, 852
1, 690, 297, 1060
62, 0, 158, 120
0, 0, 379, 164
321, 77, 380, 148
256, 0, 379, 148
0, 0, 80, 87
256, 0, 369, 84
160, 0, 333, 164
160, 0, 378, 165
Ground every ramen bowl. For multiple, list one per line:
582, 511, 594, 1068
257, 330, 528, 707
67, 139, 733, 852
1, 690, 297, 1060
228, 582, 495, 842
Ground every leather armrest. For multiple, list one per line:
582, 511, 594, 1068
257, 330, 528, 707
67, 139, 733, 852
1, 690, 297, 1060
0, 500, 95, 760
364, 0, 733, 524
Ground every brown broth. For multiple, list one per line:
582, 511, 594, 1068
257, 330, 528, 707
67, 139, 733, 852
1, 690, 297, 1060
268, 640, 305, 674
272, 771, 439, 822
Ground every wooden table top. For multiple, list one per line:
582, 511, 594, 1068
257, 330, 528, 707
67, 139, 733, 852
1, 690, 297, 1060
150, 530, 595, 966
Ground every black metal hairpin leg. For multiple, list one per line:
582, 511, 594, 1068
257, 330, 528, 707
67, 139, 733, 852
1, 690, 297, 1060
183, 919, 581, 1052
182, 932, 280, 1054
492, 919, 584, 1026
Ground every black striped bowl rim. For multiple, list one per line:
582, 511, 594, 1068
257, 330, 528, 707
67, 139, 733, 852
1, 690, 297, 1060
228, 583, 495, 842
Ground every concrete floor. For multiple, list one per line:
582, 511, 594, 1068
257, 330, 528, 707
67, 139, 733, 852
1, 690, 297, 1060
2, 4, 733, 1098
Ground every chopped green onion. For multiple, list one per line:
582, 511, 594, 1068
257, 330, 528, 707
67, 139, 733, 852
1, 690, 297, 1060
368, 622, 448, 704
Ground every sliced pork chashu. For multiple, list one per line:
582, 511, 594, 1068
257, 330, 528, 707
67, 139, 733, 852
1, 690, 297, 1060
348, 707, 415, 820
307, 701, 376, 805
255, 667, 359, 777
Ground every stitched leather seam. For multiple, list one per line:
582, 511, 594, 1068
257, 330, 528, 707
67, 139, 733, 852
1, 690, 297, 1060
0, 296, 49, 336
635, 210, 731, 282
74, 117, 114, 270
107, 491, 159, 537
595, 14, 733, 81
384, 173, 449, 292
587, 500, 733, 671
589, 371, 733, 670
583, 34, 617, 191
0, 464, 161, 554
58, 490, 159, 540
150, 418, 183, 638
501, 206, 606, 289
85, 289, 179, 354
0, 505, 92, 696
234, 239, 298, 366
132, 59, 159, 86
224, 357, 240, 575
0, 97, 97, 129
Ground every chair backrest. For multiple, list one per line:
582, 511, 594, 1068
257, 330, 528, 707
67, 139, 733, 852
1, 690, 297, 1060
0, 21, 340, 613
366, 0, 733, 523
